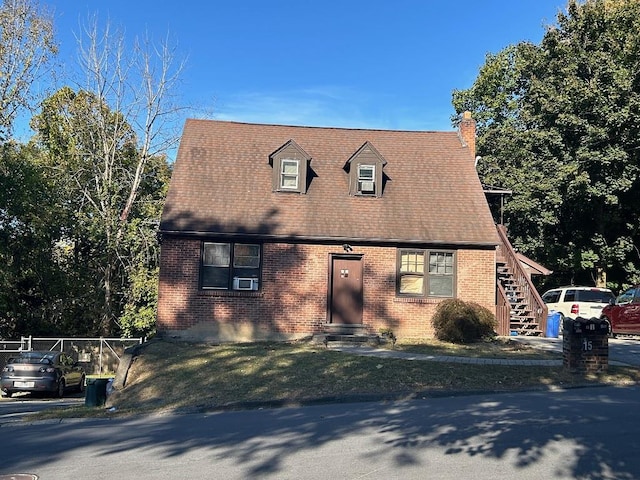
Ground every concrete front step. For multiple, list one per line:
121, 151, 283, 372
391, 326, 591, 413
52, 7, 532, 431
322, 323, 369, 335
312, 333, 397, 347
312, 333, 382, 346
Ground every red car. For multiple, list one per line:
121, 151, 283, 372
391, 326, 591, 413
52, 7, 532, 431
600, 285, 640, 336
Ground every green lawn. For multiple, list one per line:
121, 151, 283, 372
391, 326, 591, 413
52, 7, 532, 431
33, 337, 639, 419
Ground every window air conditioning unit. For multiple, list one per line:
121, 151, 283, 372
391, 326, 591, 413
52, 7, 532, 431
359, 180, 375, 193
233, 277, 259, 291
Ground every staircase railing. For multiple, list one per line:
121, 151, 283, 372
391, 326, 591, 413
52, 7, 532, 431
496, 225, 548, 336
495, 283, 511, 336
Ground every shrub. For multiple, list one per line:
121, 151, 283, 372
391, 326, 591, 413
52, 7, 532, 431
432, 299, 497, 344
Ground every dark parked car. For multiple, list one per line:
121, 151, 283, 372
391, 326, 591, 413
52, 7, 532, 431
600, 285, 640, 336
1, 351, 85, 398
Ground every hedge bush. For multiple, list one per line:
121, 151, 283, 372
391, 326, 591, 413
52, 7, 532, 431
432, 298, 497, 344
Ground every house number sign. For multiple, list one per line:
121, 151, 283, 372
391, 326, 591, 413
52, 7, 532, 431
582, 339, 593, 352
341, 269, 349, 278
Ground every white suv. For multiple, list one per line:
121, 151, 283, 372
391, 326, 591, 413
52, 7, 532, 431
541, 286, 615, 320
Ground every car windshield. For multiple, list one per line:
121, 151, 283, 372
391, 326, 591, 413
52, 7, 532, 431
617, 288, 638, 304
542, 291, 561, 303
9, 352, 55, 365
575, 290, 615, 303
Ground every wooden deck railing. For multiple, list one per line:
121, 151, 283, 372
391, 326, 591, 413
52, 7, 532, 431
495, 283, 511, 336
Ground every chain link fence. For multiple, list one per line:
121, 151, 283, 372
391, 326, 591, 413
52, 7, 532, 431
0, 337, 145, 375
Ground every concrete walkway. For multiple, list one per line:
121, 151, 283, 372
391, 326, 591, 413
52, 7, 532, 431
331, 335, 637, 367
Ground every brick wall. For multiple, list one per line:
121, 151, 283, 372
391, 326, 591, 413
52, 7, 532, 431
562, 325, 609, 373
157, 236, 496, 342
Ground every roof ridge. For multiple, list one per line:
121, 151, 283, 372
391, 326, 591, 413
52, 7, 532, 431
185, 117, 455, 134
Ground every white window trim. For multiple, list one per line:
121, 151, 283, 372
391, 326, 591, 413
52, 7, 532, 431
357, 164, 375, 194
280, 159, 299, 190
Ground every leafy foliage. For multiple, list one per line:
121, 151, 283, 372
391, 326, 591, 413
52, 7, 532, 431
453, 0, 640, 291
0, 143, 61, 336
28, 87, 170, 336
431, 299, 497, 344
0, 0, 56, 139
0, 4, 178, 339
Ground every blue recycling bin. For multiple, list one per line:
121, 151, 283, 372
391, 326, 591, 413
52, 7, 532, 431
546, 311, 562, 338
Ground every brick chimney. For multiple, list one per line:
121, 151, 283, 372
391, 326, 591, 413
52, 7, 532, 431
459, 111, 476, 159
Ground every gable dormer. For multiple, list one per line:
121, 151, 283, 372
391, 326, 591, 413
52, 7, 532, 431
345, 141, 387, 197
269, 140, 311, 194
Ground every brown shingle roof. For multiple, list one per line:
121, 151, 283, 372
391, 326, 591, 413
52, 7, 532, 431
160, 119, 498, 246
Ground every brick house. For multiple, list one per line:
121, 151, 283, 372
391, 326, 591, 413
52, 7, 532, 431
157, 113, 501, 342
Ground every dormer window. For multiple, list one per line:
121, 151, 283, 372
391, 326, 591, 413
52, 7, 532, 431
345, 142, 387, 197
280, 159, 299, 190
269, 140, 311, 194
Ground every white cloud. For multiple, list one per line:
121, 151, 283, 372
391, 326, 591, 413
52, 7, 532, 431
200, 87, 454, 132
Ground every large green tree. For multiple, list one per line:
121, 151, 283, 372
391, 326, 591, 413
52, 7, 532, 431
453, 0, 640, 291
26, 14, 183, 337
0, 142, 72, 337
31, 87, 172, 337
0, 0, 62, 337
0, 6, 179, 339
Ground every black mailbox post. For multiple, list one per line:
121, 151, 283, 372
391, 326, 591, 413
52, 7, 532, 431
562, 317, 609, 373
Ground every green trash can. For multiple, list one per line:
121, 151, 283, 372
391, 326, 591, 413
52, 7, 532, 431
85, 377, 109, 407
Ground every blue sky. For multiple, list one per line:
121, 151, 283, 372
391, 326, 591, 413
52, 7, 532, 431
46, 1, 566, 133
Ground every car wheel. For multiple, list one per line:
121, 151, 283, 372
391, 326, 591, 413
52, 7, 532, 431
78, 375, 86, 393
56, 378, 65, 398
603, 318, 615, 338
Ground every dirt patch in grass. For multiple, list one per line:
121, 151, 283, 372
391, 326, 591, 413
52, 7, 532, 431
29, 337, 640, 420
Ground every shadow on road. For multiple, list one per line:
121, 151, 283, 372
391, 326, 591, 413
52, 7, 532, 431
1, 386, 639, 479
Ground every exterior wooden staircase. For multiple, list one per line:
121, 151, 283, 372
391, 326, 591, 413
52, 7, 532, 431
495, 225, 548, 336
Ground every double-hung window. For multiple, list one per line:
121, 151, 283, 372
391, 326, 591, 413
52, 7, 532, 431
427, 251, 454, 296
280, 159, 299, 190
397, 249, 455, 297
201, 242, 261, 290
398, 250, 425, 295
357, 164, 375, 194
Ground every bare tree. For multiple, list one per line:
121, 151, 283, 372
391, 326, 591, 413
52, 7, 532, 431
0, 0, 56, 139
77, 18, 187, 334
33, 16, 187, 334
74, 16, 186, 229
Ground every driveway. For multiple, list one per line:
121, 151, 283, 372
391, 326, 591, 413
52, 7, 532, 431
512, 334, 640, 366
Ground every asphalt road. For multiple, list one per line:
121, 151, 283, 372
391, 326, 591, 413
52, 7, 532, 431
0, 393, 84, 420
1, 385, 639, 479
